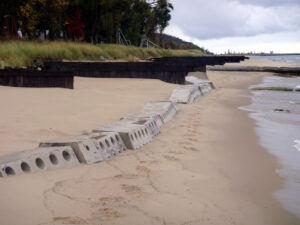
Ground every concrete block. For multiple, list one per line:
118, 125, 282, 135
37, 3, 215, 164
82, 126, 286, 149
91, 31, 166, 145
0, 146, 79, 177
40, 137, 106, 164
141, 101, 180, 123
121, 115, 161, 137
170, 85, 201, 104
74, 132, 126, 158
121, 112, 164, 129
189, 87, 202, 103
185, 76, 215, 94
199, 83, 211, 95
170, 88, 192, 104
93, 122, 153, 150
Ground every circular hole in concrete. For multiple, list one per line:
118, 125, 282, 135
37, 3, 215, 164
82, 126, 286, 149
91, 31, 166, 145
105, 139, 110, 147
35, 158, 45, 169
5, 167, 15, 176
49, 154, 58, 165
99, 141, 105, 149
20, 162, 31, 173
85, 145, 90, 151
115, 135, 120, 141
62, 151, 71, 161
110, 137, 115, 144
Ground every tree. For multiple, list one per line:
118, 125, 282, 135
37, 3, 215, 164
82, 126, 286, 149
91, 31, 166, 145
36, 0, 70, 39
0, 0, 22, 36
18, 0, 39, 38
71, 0, 101, 43
0, 0, 174, 45
153, 0, 173, 46
121, 0, 154, 45
66, 8, 85, 40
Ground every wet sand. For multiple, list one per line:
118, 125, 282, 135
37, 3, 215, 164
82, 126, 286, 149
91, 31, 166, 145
0, 60, 299, 225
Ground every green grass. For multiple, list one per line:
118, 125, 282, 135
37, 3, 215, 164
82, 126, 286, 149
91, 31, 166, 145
0, 40, 206, 68
251, 87, 297, 92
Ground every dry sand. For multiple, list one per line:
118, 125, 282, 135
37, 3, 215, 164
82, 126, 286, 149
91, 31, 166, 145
0, 59, 299, 225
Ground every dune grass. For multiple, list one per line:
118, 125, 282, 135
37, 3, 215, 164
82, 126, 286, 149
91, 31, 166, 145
0, 40, 206, 68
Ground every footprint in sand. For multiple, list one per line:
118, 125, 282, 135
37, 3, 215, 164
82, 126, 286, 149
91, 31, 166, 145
178, 141, 192, 146
96, 208, 125, 221
168, 150, 184, 155
114, 174, 138, 179
183, 146, 200, 152
184, 137, 198, 143
163, 155, 180, 162
121, 184, 146, 198
99, 196, 126, 206
136, 165, 151, 173
53, 216, 87, 224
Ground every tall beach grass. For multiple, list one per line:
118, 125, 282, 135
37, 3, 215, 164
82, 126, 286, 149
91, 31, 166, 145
0, 40, 206, 68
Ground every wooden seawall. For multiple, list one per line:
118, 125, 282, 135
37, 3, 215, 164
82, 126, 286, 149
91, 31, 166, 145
44, 56, 247, 85
0, 56, 247, 89
0, 69, 74, 89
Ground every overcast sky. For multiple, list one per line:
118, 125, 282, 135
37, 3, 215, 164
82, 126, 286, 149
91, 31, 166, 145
165, 0, 300, 54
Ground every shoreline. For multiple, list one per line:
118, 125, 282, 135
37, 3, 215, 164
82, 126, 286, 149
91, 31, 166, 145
202, 70, 299, 224
240, 75, 300, 218
0, 60, 299, 224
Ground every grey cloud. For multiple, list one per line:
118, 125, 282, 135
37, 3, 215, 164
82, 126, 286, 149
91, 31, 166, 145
236, 0, 300, 7
169, 0, 300, 40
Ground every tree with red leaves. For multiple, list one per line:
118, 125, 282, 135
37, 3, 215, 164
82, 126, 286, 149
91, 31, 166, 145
66, 8, 85, 40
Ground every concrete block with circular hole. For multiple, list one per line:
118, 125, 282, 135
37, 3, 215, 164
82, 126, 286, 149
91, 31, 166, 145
141, 101, 180, 124
40, 137, 106, 164
93, 122, 152, 150
0, 146, 79, 177
120, 116, 161, 137
73, 132, 126, 158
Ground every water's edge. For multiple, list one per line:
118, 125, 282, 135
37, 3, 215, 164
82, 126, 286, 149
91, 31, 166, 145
240, 76, 300, 218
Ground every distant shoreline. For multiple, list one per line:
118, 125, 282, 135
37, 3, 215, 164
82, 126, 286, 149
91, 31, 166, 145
247, 53, 300, 56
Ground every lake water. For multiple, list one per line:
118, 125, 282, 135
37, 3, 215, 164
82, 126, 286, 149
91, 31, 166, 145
250, 55, 300, 66
241, 75, 300, 218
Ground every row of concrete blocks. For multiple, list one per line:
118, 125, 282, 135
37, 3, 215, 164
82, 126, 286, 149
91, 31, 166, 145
169, 77, 215, 104
0, 101, 180, 178
95, 101, 180, 150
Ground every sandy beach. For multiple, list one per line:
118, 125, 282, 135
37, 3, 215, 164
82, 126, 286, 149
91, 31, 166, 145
0, 59, 299, 225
